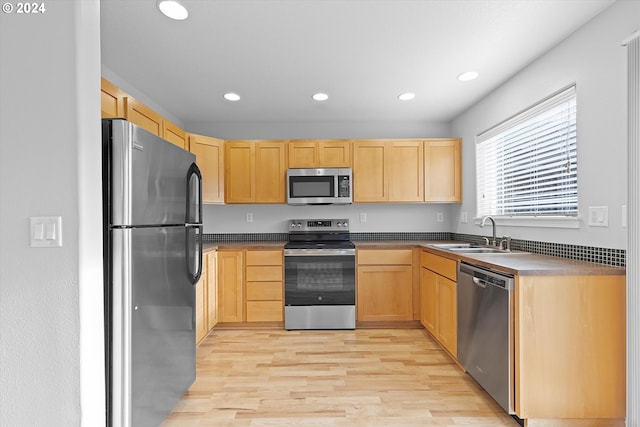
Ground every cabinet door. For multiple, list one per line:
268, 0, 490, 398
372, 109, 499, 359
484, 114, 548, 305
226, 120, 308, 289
288, 140, 318, 168
163, 119, 186, 149
189, 134, 225, 204
100, 78, 125, 118
225, 141, 255, 203
255, 141, 287, 203
357, 265, 413, 321
437, 275, 457, 356
124, 96, 163, 137
318, 140, 352, 167
195, 270, 208, 344
206, 252, 218, 330
424, 139, 461, 202
420, 268, 437, 335
218, 250, 244, 322
388, 140, 424, 202
353, 140, 387, 202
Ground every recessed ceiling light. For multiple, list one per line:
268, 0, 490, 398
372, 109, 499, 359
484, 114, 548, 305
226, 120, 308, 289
157, 0, 188, 21
457, 71, 479, 82
398, 92, 415, 101
312, 93, 329, 101
223, 92, 241, 101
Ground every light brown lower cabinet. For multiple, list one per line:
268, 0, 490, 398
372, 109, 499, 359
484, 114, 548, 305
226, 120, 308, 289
206, 251, 218, 330
357, 249, 414, 321
196, 251, 218, 345
419, 250, 457, 357
195, 267, 207, 344
245, 249, 283, 322
514, 274, 626, 423
218, 249, 244, 322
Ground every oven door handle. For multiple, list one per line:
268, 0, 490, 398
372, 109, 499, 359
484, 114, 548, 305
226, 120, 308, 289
284, 248, 356, 256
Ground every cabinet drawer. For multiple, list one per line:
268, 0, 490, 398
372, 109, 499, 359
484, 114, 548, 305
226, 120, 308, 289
358, 249, 413, 265
421, 251, 456, 281
246, 301, 283, 322
246, 250, 283, 266
246, 282, 283, 301
246, 265, 282, 282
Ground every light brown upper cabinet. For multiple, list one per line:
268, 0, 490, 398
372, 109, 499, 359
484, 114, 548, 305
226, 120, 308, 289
163, 119, 187, 149
101, 78, 187, 149
225, 140, 288, 203
100, 78, 126, 119
188, 134, 225, 204
288, 140, 352, 168
124, 96, 164, 137
424, 138, 461, 202
353, 139, 424, 202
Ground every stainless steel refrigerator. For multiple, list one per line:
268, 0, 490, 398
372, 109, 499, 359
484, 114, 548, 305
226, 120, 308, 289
102, 119, 203, 427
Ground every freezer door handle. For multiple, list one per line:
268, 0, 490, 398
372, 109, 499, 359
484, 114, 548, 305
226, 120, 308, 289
186, 225, 203, 285
186, 163, 202, 225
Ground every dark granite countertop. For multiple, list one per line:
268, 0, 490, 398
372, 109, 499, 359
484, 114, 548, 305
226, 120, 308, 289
203, 239, 625, 277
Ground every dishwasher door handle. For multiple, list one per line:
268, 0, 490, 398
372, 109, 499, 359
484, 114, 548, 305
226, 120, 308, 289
472, 277, 487, 288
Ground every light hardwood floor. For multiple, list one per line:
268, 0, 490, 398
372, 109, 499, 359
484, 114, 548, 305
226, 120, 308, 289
161, 328, 520, 426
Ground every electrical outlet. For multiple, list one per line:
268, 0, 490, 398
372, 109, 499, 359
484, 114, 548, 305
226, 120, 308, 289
622, 205, 628, 228
460, 211, 468, 223
437, 213, 444, 222
246, 212, 253, 223
359, 212, 367, 223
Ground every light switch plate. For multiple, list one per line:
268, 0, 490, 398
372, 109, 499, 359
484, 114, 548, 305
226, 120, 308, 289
588, 206, 608, 227
30, 216, 62, 247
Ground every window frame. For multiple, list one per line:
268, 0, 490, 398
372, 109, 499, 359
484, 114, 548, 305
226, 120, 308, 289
475, 85, 580, 228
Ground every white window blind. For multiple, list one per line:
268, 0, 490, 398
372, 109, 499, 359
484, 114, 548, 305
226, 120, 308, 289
476, 85, 577, 217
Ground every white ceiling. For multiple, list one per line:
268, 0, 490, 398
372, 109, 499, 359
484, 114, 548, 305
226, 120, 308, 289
100, 0, 615, 125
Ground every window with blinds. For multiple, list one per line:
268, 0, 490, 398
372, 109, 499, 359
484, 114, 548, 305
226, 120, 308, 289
476, 85, 577, 218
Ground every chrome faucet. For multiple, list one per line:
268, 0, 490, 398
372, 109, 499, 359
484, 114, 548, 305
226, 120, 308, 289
480, 215, 497, 246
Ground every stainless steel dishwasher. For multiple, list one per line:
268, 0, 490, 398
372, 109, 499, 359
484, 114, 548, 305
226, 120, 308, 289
457, 262, 515, 414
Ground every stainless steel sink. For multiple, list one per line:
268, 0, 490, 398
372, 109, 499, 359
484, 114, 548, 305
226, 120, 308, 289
430, 243, 472, 249
447, 247, 506, 254
429, 243, 510, 254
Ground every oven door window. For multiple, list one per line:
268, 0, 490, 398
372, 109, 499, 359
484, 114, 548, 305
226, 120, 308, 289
285, 255, 355, 305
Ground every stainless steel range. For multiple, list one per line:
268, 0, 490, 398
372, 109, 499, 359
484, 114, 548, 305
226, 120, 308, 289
284, 219, 356, 330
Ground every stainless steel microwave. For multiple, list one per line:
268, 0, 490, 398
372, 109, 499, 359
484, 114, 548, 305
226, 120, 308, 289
287, 168, 352, 205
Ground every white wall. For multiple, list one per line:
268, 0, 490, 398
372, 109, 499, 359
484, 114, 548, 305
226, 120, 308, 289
102, 64, 186, 129
451, 0, 639, 250
186, 120, 451, 140
0, 1, 104, 426
202, 203, 453, 234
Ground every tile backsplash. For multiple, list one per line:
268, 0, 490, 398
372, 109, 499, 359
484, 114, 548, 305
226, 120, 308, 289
203, 232, 626, 267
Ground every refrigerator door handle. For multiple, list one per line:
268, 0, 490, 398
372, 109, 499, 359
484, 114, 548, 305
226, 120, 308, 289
186, 163, 202, 225
186, 225, 203, 285
186, 162, 203, 285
